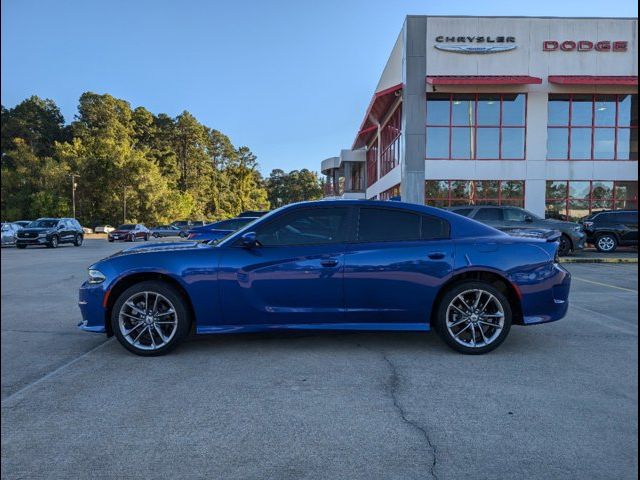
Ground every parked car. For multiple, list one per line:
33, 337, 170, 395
108, 224, 150, 242
95, 225, 115, 234
238, 210, 269, 218
150, 225, 187, 238
82, 227, 94, 234
186, 217, 258, 243
79, 200, 570, 356
1, 223, 22, 247
16, 218, 84, 248
448, 205, 586, 256
12, 220, 32, 228
170, 220, 206, 231
580, 210, 638, 253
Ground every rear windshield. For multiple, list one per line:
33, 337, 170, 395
28, 220, 58, 228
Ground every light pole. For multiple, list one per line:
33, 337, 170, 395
69, 173, 80, 219
123, 185, 127, 224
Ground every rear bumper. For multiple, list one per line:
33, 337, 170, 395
518, 263, 571, 325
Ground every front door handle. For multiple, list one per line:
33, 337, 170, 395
320, 259, 339, 267
427, 252, 445, 260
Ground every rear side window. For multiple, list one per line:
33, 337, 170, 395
452, 208, 473, 217
256, 207, 349, 246
474, 208, 504, 221
357, 208, 449, 242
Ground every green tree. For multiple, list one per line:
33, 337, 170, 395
266, 168, 323, 207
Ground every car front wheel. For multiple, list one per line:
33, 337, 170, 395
48, 235, 59, 248
74, 234, 83, 247
595, 233, 618, 253
434, 281, 512, 354
558, 234, 572, 256
111, 281, 191, 356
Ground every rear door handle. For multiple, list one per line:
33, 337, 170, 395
320, 259, 339, 267
427, 252, 445, 260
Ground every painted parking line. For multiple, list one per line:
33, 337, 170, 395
571, 304, 638, 336
572, 276, 638, 294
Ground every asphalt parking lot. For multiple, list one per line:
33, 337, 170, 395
1, 239, 638, 479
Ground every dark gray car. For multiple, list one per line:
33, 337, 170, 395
448, 205, 586, 256
150, 225, 187, 238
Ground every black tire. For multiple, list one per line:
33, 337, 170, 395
130, 234, 136, 242
47, 235, 59, 248
434, 281, 512, 355
152, 233, 159, 238
111, 280, 191, 356
179, 232, 187, 238
16, 244, 27, 249
108, 239, 114, 243
557, 234, 572, 256
595, 233, 618, 253
74, 234, 83, 247
144, 234, 149, 241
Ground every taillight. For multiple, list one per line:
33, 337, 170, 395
582, 221, 594, 230
187, 233, 195, 240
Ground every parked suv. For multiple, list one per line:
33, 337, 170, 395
16, 218, 84, 248
448, 205, 586, 256
581, 210, 638, 253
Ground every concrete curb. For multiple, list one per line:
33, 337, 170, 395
560, 257, 638, 264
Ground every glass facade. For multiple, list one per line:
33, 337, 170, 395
425, 180, 525, 207
547, 94, 638, 160
380, 106, 402, 176
545, 180, 638, 221
379, 184, 400, 201
366, 144, 377, 188
426, 93, 526, 160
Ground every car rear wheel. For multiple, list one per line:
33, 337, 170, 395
111, 281, 191, 356
47, 235, 59, 248
595, 233, 618, 253
557, 234, 572, 256
74, 234, 83, 247
434, 281, 512, 354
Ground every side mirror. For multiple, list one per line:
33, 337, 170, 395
524, 216, 534, 223
241, 231, 258, 248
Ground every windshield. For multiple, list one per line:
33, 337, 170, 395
116, 224, 135, 230
28, 219, 58, 228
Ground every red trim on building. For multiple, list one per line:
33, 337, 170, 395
426, 76, 542, 85
548, 76, 638, 86
352, 83, 403, 149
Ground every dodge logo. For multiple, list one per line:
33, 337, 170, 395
543, 40, 628, 52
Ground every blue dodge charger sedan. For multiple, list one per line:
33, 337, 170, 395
78, 200, 571, 356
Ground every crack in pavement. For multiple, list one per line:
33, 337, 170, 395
353, 341, 439, 480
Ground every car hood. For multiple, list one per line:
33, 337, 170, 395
106, 241, 206, 258
110, 230, 133, 234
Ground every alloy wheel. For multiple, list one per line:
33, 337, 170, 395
118, 291, 178, 351
597, 236, 616, 252
445, 289, 505, 348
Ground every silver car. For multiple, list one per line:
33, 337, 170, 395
1, 223, 22, 246
448, 206, 586, 256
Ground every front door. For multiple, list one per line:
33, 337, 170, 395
344, 207, 454, 325
219, 206, 351, 325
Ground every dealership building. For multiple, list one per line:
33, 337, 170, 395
320, 16, 638, 220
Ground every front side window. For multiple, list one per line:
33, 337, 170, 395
426, 93, 526, 160
547, 94, 638, 160
503, 208, 531, 222
425, 180, 524, 207
255, 208, 349, 246
545, 181, 638, 221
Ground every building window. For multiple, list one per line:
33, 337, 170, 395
426, 94, 526, 160
545, 181, 638, 221
380, 106, 402, 176
366, 144, 378, 188
547, 94, 638, 160
425, 180, 525, 207
379, 184, 400, 201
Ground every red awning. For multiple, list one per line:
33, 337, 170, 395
352, 83, 402, 149
427, 75, 542, 85
548, 75, 638, 86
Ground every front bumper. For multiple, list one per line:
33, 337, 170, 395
78, 282, 107, 333
16, 236, 49, 245
571, 231, 587, 251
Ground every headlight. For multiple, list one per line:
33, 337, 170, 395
573, 225, 583, 232
88, 269, 106, 284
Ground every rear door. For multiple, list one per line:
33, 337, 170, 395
618, 212, 638, 244
343, 207, 453, 325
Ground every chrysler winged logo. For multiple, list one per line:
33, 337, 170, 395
435, 44, 517, 54
434, 36, 517, 54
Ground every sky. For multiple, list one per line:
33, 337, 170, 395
2, 0, 638, 175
